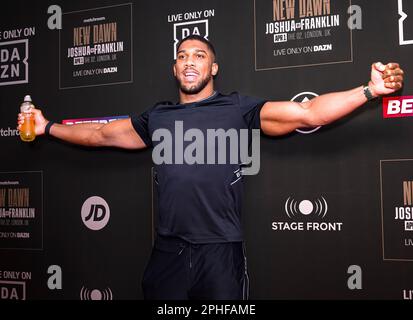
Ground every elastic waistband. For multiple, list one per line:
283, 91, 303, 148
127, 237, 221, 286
154, 235, 243, 253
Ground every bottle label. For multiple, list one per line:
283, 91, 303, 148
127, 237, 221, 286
20, 102, 33, 113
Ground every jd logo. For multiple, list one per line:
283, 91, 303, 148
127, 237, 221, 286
81, 196, 110, 230
85, 204, 106, 222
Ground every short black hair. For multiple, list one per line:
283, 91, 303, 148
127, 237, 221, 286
176, 35, 216, 60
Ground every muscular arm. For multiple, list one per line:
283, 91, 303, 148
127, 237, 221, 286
261, 62, 404, 136
18, 109, 147, 150
48, 118, 147, 149
261, 85, 369, 136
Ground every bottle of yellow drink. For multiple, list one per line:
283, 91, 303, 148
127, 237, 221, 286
20, 95, 36, 142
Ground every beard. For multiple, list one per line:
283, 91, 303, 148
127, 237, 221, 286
177, 73, 212, 95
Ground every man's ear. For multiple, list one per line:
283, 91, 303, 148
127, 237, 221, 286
212, 62, 219, 76
173, 64, 177, 77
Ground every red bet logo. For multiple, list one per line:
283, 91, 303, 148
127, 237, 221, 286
383, 96, 413, 118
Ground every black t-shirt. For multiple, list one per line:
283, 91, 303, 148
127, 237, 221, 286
131, 92, 267, 243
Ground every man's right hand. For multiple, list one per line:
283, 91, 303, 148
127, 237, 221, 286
17, 108, 148, 149
17, 108, 49, 136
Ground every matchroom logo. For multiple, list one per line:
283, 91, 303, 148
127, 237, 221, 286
272, 195, 343, 232
380, 159, 413, 261
0, 127, 19, 138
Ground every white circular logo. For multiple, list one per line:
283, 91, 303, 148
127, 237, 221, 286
298, 200, 313, 215
81, 196, 110, 230
285, 196, 328, 218
80, 287, 113, 300
291, 92, 321, 134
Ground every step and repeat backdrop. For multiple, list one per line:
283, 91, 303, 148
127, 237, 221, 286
0, 0, 412, 300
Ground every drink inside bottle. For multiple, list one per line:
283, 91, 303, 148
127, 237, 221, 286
20, 95, 36, 142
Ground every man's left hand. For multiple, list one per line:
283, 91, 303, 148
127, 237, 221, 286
369, 62, 404, 97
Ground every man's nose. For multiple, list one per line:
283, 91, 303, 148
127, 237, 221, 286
185, 55, 195, 66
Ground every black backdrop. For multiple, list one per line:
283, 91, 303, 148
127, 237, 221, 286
0, 0, 412, 300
